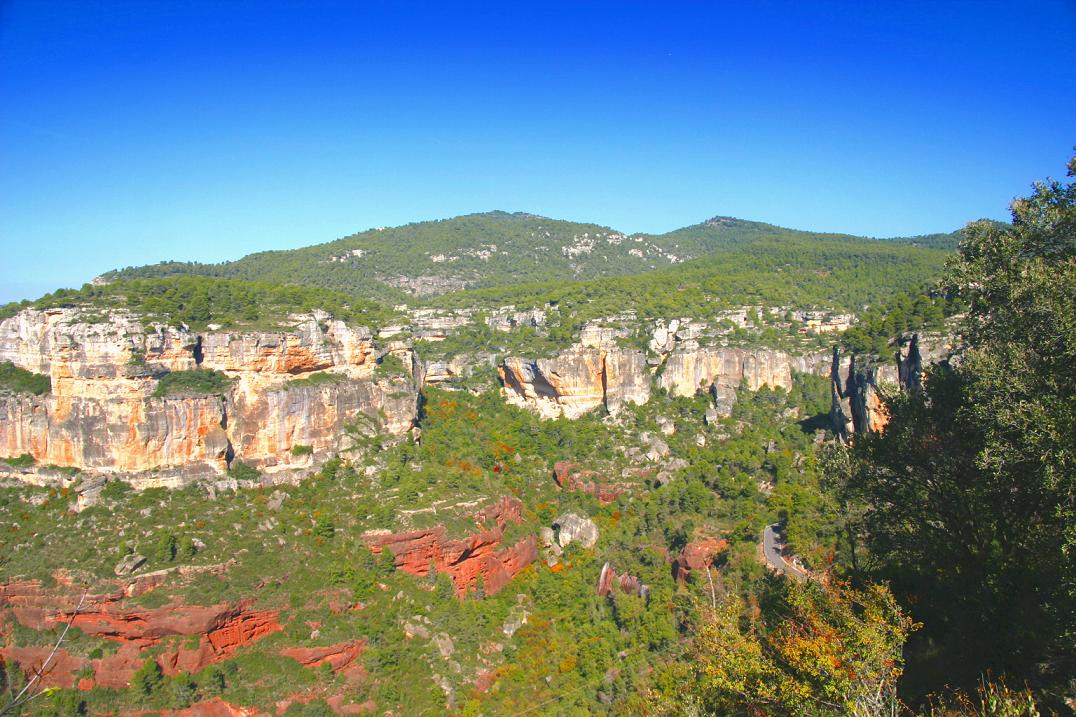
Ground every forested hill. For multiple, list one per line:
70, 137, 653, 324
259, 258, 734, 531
101, 211, 961, 300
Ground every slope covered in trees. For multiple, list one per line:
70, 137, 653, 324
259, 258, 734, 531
100, 211, 959, 301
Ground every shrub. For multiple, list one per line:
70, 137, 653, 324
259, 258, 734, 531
228, 460, 260, 481
170, 671, 199, 708
0, 361, 50, 396
131, 658, 163, 696
2, 453, 35, 469
314, 517, 335, 540
153, 369, 235, 398
291, 444, 314, 456
179, 535, 196, 559
154, 532, 177, 563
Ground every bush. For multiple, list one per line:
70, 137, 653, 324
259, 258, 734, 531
2, 453, 35, 469
291, 444, 314, 456
153, 369, 235, 398
228, 460, 261, 481
0, 361, 50, 396
131, 658, 163, 696
314, 517, 335, 540
154, 532, 177, 563
170, 671, 199, 708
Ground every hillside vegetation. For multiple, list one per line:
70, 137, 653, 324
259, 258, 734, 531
101, 211, 960, 302
0, 276, 400, 331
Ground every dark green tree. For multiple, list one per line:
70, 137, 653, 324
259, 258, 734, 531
851, 155, 1075, 696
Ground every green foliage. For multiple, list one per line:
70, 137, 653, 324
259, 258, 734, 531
850, 156, 1075, 699
313, 517, 335, 540
281, 371, 349, 390
374, 353, 408, 378
179, 535, 196, 559
131, 658, 163, 696
153, 369, 235, 398
10, 275, 398, 331
154, 532, 177, 563
2, 454, 35, 469
99, 211, 957, 307
290, 444, 314, 457
0, 362, 50, 396
169, 671, 198, 708
227, 461, 260, 481
841, 291, 957, 355
646, 579, 914, 717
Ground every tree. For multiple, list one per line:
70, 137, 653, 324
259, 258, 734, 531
131, 658, 163, 696
646, 578, 913, 717
851, 155, 1075, 695
154, 532, 177, 563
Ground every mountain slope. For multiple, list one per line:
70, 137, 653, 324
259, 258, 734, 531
102, 211, 960, 299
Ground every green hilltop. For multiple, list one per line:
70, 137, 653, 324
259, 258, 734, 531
100, 211, 961, 303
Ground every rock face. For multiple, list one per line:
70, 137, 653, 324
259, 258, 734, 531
0, 308, 417, 478
499, 347, 649, 419
0, 580, 282, 690
829, 333, 944, 439
552, 513, 599, 549
658, 347, 794, 403
501, 343, 810, 420
672, 537, 729, 582
596, 562, 650, 601
366, 496, 537, 596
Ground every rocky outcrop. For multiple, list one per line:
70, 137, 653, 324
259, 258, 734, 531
829, 333, 944, 439
672, 537, 729, 582
551, 513, 599, 549
552, 461, 628, 503
499, 347, 649, 419
658, 346, 794, 401
366, 496, 537, 596
596, 562, 650, 601
0, 308, 416, 478
0, 580, 282, 689
282, 640, 366, 678
502, 341, 813, 420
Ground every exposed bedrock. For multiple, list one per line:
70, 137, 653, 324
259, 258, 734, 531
0, 308, 416, 477
365, 496, 537, 597
500, 345, 812, 420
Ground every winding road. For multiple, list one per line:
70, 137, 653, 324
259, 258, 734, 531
763, 524, 809, 581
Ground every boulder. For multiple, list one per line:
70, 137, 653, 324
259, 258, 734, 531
552, 513, 599, 549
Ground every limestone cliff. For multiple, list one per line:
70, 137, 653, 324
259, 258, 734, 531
830, 333, 948, 439
0, 308, 416, 477
499, 347, 649, 419
500, 343, 806, 419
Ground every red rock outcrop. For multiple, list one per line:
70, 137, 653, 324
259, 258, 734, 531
0, 581, 282, 690
596, 561, 650, 600
281, 639, 366, 678
672, 537, 729, 582
366, 496, 537, 596
552, 462, 628, 504
129, 698, 269, 717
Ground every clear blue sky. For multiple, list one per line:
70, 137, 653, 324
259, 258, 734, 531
2, 1, 1074, 303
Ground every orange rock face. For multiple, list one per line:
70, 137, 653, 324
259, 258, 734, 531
672, 537, 730, 582
367, 496, 537, 596
0, 581, 282, 689
0, 308, 416, 477
281, 639, 366, 678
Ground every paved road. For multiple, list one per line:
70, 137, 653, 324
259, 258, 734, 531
763, 524, 809, 580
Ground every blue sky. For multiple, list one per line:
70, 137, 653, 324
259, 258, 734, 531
1, 1, 1074, 303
